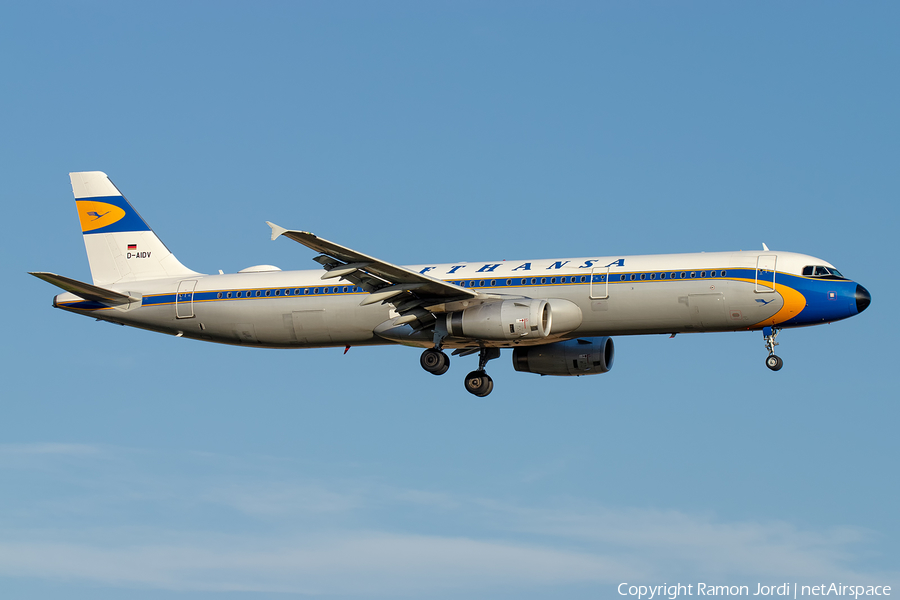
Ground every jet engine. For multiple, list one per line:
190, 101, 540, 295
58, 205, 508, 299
512, 336, 615, 376
445, 299, 551, 341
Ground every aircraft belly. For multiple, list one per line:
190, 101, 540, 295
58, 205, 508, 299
203, 296, 382, 346
106, 294, 384, 347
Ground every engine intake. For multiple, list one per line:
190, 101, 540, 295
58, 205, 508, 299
445, 299, 550, 341
513, 337, 615, 376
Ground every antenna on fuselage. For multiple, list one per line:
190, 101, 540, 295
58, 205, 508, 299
762, 243, 770, 251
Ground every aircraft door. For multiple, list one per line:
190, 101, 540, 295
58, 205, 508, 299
755, 255, 777, 293
176, 280, 197, 318
589, 265, 610, 299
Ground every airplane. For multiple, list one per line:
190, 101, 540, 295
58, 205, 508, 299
32, 171, 871, 397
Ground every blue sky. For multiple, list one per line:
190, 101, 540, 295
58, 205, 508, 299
2, 2, 898, 599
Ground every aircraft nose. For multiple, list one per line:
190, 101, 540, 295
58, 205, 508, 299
855, 284, 871, 314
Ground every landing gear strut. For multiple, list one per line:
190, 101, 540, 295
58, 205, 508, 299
763, 326, 783, 371
464, 348, 500, 397
420, 348, 449, 375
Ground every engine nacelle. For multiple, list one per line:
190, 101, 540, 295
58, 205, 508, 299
445, 299, 550, 341
512, 336, 615, 376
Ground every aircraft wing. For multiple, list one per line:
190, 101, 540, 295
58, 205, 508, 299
267, 223, 479, 324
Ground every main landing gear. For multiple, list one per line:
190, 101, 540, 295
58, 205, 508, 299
419, 346, 500, 396
420, 348, 450, 375
763, 326, 783, 371
463, 348, 500, 397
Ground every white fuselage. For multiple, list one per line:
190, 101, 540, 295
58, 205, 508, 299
54, 249, 861, 349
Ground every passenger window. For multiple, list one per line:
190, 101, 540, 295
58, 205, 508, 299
226, 292, 232, 298
265, 290, 271, 297
506, 279, 511, 285
217, 292, 222, 299
700, 271, 706, 278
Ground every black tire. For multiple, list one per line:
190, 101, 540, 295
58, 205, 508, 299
765, 355, 784, 371
421, 349, 449, 375
464, 370, 493, 396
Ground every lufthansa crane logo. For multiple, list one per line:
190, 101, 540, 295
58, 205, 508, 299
76, 200, 126, 233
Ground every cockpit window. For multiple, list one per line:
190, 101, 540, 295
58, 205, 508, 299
803, 265, 847, 280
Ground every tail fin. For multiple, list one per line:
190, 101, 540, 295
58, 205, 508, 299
71, 171, 199, 285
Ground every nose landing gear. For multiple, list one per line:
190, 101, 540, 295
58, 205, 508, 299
763, 326, 783, 371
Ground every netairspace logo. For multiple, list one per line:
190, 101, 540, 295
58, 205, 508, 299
617, 583, 892, 599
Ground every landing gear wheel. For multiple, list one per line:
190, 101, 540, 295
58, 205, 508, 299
464, 370, 494, 397
765, 355, 783, 371
420, 349, 449, 375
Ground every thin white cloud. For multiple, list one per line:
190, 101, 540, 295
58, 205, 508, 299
0, 444, 895, 596
0, 534, 634, 595
0, 443, 101, 457
201, 481, 362, 516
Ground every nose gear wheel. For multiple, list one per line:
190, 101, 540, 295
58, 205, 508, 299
763, 327, 783, 371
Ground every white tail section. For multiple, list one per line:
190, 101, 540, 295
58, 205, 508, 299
70, 171, 200, 285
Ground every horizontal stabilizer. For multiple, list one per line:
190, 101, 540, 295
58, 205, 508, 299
29, 272, 139, 306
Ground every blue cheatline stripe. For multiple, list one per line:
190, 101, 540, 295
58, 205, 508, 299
59, 268, 755, 310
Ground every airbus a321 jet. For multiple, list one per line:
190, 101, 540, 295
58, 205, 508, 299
32, 172, 871, 396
